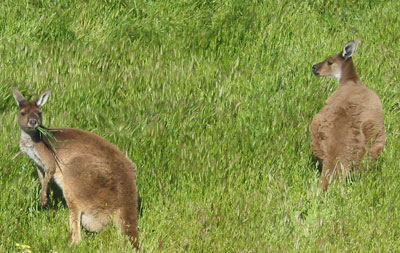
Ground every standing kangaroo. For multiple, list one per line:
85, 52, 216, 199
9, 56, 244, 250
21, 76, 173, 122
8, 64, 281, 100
13, 88, 139, 250
311, 39, 385, 191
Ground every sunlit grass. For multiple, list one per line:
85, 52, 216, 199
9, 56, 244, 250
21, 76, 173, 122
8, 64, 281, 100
1, 0, 400, 252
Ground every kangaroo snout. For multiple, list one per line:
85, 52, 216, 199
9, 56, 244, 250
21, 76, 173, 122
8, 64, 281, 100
28, 119, 38, 128
312, 64, 319, 75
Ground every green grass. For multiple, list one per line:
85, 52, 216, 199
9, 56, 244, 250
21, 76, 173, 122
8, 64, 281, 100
1, 0, 400, 252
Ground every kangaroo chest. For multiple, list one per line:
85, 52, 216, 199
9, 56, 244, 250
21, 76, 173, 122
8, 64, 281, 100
19, 131, 45, 169
19, 131, 64, 190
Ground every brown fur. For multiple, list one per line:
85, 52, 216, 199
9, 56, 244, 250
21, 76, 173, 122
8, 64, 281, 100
311, 39, 385, 191
13, 88, 139, 250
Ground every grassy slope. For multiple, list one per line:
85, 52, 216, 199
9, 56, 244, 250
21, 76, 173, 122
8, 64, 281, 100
0, 0, 399, 252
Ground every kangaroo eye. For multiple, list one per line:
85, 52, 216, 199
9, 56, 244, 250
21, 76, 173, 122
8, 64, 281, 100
21, 112, 27, 116
327, 61, 333, 66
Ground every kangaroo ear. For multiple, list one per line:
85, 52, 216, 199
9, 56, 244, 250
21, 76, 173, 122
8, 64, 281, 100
342, 38, 361, 60
35, 89, 51, 107
12, 88, 26, 106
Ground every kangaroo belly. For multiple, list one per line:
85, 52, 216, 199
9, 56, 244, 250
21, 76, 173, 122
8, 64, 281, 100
53, 172, 64, 190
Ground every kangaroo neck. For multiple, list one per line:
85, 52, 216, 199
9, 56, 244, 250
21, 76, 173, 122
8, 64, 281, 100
20, 129, 41, 143
338, 58, 360, 86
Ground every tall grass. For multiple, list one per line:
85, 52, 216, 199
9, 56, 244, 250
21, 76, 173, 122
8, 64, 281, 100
1, 0, 400, 252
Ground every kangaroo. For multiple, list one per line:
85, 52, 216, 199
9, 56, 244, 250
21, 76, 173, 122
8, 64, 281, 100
310, 39, 385, 191
13, 88, 139, 250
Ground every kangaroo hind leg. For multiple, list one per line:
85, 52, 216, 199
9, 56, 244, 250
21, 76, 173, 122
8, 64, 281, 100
114, 206, 139, 250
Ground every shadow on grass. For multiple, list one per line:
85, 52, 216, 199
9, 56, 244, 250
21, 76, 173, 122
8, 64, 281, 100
311, 155, 323, 174
47, 179, 67, 208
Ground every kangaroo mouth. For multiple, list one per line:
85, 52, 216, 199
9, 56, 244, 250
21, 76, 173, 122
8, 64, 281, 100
27, 124, 39, 129
23, 126, 39, 132
24, 123, 40, 132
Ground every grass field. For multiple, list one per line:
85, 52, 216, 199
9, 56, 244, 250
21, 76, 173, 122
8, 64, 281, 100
1, 0, 400, 252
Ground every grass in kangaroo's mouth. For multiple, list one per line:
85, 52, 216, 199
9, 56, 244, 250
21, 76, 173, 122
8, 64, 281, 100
37, 126, 61, 153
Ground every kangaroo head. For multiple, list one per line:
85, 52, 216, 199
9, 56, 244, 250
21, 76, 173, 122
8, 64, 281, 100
13, 88, 51, 133
312, 38, 361, 82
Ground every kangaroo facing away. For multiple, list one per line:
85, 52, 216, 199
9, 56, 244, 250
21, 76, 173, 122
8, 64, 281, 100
13, 88, 139, 250
311, 39, 385, 191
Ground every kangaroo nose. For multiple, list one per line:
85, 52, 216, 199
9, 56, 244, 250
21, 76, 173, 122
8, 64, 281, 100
28, 119, 38, 128
312, 65, 317, 72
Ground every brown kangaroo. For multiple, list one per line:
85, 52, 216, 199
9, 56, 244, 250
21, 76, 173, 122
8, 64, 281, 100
13, 88, 139, 250
311, 39, 385, 191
